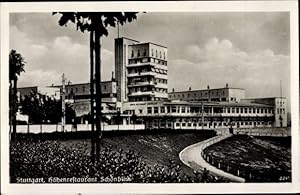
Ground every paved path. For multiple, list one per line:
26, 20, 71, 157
179, 134, 246, 183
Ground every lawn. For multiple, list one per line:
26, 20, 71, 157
203, 135, 291, 182
10, 130, 219, 183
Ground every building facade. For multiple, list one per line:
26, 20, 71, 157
17, 86, 61, 100
55, 80, 117, 103
115, 37, 168, 102
168, 85, 246, 103
123, 98, 285, 129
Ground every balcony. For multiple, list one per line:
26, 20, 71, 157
128, 91, 155, 96
127, 62, 167, 70
127, 72, 156, 77
128, 81, 155, 87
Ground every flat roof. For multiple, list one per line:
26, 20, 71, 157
50, 80, 115, 88
169, 87, 245, 94
128, 42, 167, 49
242, 97, 287, 100
115, 37, 140, 43
17, 86, 38, 89
163, 101, 274, 107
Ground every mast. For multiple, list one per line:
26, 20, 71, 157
61, 73, 66, 132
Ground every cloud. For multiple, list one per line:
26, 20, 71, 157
18, 69, 60, 87
170, 37, 290, 102
10, 26, 114, 86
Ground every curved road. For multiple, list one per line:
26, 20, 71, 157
179, 134, 245, 183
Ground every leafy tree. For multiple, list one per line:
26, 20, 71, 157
19, 92, 75, 124
54, 12, 139, 162
9, 50, 26, 141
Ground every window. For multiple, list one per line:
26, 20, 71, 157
227, 108, 230, 113
249, 108, 252, 114
176, 123, 180, 127
172, 106, 176, 113
147, 107, 152, 114
156, 50, 158, 57
154, 107, 158, 113
143, 49, 146, 56
137, 49, 140, 57
245, 108, 247, 113
253, 108, 256, 114
139, 109, 143, 114
131, 50, 134, 58
241, 108, 243, 113
182, 107, 186, 113
161, 106, 165, 113
236, 108, 239, 113
151, 49, 154, 56
160, 51, 162, 58
182, 123, 186, 127
164, 52, 166, 59
232, 108, 235, 113
167, 106, 171, 113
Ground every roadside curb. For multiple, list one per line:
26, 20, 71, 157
179, 134, 246, 183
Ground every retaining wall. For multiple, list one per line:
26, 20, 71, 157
16, 124, 145, 134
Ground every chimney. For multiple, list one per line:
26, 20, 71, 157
226, 83, 229, 88
207, 85, 210, 90
189, 87, 192, 91
172, 88, 175, 92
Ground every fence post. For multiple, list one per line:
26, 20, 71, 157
27, 124, 30, 134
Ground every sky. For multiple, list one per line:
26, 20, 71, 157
10, 12, 290, 102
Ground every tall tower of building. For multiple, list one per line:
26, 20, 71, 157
115, 37, 139, 102
115, 37, 168, 102
127, 42, 168, 102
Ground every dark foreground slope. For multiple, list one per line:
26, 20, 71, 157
204, 135, 291, 182
11, 130, 217, 182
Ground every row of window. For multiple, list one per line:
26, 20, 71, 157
128, 97, 166, 102
130, 49, 166, 60
169, 90, 227, 99
129, 87, 168, 94
147, 106, 273, 115
128, 57, 167, 66
277, 108, 286, 114
66, 85, 110, 94
226, 107, 273, 114
148, 120, 272, 128
174, 121, 272, 127
128, 67, 168, 75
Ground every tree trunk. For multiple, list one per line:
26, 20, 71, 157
9, 80, 13, 140
12, 77, 17, 141
94, 26, 102, 161
90, 30, 95, 163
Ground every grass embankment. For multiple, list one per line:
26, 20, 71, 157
204, 135, 291, 182
11, 130, 217, 183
